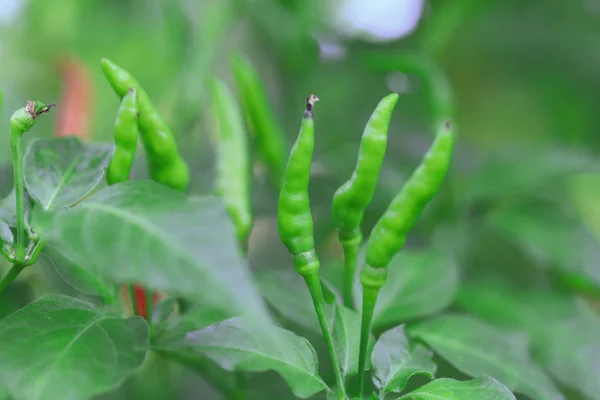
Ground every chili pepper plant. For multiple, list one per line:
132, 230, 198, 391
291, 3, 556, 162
0, 55, 546, 400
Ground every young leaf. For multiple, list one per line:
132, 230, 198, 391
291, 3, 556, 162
354, 250, 458, 329
256, 268, 336, 332
408, 314, 564, 400
32, 180, 269, 320
181, 317, 328, 398
400, 376, 516, 400
458, 282, 600, 400
332, 304, 373, 378
0, 295, 148, 400
23, 137, 113, 211
372, 325, 436, 395
152, 304, 230, 346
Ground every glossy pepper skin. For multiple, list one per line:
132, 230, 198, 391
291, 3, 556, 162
100, 58, 190, 192
332, 93, 399, 236
278, 95, 319, 260
107, 88, 139, 185
366, 119, 454, 269
210, 78, 253, 242
231, 54, 287, 188
277, 96, 348, 399
332, 93, 399, 307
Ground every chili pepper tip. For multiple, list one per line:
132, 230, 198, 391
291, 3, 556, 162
304, 94, 319, 118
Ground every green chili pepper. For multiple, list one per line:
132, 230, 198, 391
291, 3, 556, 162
107, 87, 139, 185
278, 95, 347, 400
357, 119, 454, 396
10, 101, 54, 262
365, 120, 454, 268
332, 93, 399, 307
278, 95, 318, 258
231, 54, 287, 188
100, 58, 190, 192
210, 78, 252, 243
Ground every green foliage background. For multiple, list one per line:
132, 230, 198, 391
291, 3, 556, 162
0, 0, 599, 399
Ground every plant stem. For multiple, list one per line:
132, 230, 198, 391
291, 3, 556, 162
146, 288, 154, 324
341, 242, 359, 309
357, 265, 387, 398
357, 285, 379, 397
9, 128, 26, 262
0, 263, 26, 295
302, 270, 347, 399
129, 284, 137, 316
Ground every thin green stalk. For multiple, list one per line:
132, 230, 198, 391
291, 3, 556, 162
340, 238, 360, 309
0, 263, 26, 295
9, 128, 25, 262
357, 265, 387, 398
303, 270, 347, 400
146, 288, 154, 324
357, 285, 380, 397
129, 284, 138, 316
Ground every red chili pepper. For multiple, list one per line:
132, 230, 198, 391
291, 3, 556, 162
55, 54, 93, 138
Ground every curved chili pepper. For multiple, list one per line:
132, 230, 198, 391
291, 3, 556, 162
106, 88, 139, 185
231, 54, 287, 188
277, 95, 347, 399
365, 119, 454, 268
100, 58, 190, 192
332, 93, 399, 307
357, 119, 454, 396
277, 94, 319, 259
210, 78, 252, 243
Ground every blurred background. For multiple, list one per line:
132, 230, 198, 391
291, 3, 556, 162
1, 0, 600, 399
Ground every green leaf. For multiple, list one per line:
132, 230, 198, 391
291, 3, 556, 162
0, 295, 148, 400
23, 137, 113, 211
457, 282, 600, 400
33, 180, 269, 319
332, 304, 372, 378
408, 314, 564, 400
152, 304, 230, 346
400, 377, 516, 400
354, 250, 458, 330
372, 325, 436, 394
456, 146, 599, 206
181, 317, 328, 398
486, 202, 600, 285
256, 268, 336, 332
42, 245, 114, 298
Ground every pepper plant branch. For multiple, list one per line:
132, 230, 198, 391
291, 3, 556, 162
0, 263, 26, 295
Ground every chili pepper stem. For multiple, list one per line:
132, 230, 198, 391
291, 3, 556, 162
128, 284, 137, 316
146, 288, 154, 324
342, 246, 358, 308
339, 231, 362, 309
302, 269, 347, 400
0, 263, 26, 295
10, 128, 26, 262
357, 285, 379, 397
357, 265, 387, 398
